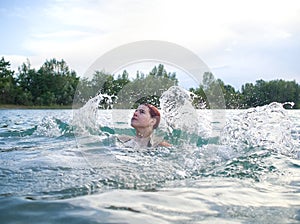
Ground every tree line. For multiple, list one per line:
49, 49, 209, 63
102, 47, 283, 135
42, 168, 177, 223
0, 56, 299, 109
189, 72, 300, 109
0, 57, 79, 106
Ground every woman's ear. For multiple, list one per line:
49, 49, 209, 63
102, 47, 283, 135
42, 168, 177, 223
150, 117, 157, 128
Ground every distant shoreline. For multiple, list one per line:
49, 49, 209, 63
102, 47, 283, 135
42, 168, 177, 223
0, 104, 73, 109
1, 104, 298, 110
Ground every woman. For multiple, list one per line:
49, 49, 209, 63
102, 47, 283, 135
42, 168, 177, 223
118, 103, 171, 148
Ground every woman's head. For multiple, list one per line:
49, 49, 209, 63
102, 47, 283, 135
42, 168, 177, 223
131, 104, 161, 130
144, 103, 160, 129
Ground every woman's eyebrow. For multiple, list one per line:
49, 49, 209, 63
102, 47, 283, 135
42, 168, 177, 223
135, 108, 144, 112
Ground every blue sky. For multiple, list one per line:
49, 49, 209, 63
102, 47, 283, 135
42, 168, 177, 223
1, 0, 300, 89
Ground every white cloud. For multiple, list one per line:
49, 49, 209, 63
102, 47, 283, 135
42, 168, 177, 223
3, 55, 28, 72
4, 0, 300, 86
31, 30, 92, 39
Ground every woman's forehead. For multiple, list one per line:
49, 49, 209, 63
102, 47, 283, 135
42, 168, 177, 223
137, 105, 150, 111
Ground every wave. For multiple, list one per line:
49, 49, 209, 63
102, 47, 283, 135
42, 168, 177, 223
1, 103, 299, 200
35, 117, 74, 137
0, 117, 74, 138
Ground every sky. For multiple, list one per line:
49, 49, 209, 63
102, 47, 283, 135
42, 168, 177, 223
1, 0, 300, 90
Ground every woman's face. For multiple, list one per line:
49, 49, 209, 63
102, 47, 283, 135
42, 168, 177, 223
131, 105, 156, 129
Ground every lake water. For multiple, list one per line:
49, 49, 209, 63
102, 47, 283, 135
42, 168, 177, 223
0, 105, 300, 223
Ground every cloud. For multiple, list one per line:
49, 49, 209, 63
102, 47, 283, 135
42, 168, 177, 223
3, 0, 300, 87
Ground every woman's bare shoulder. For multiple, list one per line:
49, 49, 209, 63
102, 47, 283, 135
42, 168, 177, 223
158, 141, 172, 147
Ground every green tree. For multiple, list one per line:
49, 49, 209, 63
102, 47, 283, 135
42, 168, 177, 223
189, 87, 207, 109
0, 57, 16, 104
218, 80, 243, 109
112, 64, 178, 108
74, 70, 131, 108
190, 72, 225, 109
20, 58, 79, 106
5, 55, 300, 109
37, 58, 78, 105
15, 59, 36, 105
241, 79, 300, 109
149, 64, 178, 85
75, 64, 179, 109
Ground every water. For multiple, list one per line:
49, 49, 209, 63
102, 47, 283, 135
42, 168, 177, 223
0, 105, 300, 223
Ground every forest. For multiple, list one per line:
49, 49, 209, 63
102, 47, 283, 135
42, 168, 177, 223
0, 56, 299, 109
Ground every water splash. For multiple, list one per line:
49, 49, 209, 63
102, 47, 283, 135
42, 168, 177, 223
159, 86, 212, 145
220, 102, 297, 157
69, 90, 299, 187
35, 117, 66, 137
72, 86, 213, 148
72, 93, 114, 137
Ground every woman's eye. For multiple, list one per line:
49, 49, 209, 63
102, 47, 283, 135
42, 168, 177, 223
140, 109, 145, 114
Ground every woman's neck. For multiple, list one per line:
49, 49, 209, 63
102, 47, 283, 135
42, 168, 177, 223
134, 128, 153, 147
135, 127, 152, 139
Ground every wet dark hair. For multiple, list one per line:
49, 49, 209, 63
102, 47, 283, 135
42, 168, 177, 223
143, 104, 160, 129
